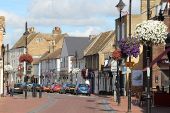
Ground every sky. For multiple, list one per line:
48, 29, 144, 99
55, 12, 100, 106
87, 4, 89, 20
0, 0, 140, 48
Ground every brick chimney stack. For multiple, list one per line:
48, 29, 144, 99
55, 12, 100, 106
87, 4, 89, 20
52, 27, 61, 35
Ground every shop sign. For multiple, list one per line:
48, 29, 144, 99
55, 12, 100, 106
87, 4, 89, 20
111, 60, 117, 72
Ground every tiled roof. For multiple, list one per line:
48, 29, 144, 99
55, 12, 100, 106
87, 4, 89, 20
39, 51, 50, 61
85, 31, 115, 56
40, 48, 61, 61
12, 33, 53, 49
32, 58, 40, 64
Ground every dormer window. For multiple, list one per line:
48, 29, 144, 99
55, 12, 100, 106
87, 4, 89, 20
35, 38, 44, 43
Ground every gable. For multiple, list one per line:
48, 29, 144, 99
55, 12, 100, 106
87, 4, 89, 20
60, 39, 68, 57
85, 31, 114, 56
100, 31, 115, 54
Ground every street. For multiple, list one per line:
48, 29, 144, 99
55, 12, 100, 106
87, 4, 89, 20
0, 93, 114, 113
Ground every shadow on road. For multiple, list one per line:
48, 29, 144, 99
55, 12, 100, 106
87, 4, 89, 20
87, 99, 95, 102
97, 102, 110, 105
100, 109, 116, 112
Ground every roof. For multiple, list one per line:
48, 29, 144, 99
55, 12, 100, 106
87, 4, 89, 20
12, 33, 53, 49
32, 58, 40, 64
41, 48, 61, 61
85, 31, 115, 56
64, 36, 91, 59
40, 51, 50, 61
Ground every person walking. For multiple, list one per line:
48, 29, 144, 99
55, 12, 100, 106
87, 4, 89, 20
9, 83, 14, 97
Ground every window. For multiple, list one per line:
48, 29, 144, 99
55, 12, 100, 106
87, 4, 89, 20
117, 25, 120, 41
35, 38, 44, 43
63, 57, 65, 67
122, 23, 125, 39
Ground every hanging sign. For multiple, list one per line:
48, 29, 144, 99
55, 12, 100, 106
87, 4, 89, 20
111, 60, 117, 72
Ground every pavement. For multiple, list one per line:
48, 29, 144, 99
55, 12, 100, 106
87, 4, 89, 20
0, 93, 48, 113
107, 96, 170, 113
0, 93, 113, 113
1, 92, 170, 113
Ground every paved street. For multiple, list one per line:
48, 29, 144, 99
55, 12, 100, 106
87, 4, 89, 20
0, 93, 114, 113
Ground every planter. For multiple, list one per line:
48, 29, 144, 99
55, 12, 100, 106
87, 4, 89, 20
134, 20, 168, 45
19, 53, 33, 63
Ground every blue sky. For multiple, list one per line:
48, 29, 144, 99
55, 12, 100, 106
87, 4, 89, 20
0, 0, 140, 48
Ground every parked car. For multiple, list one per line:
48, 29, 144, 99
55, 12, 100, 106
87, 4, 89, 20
42, 84, 51, 92
74, 84, 91, 96
32, 83, 42, 92
60, 83, 76, 94
13, 83, 24, 94
68, 84, 76, 94
51, 84, 62, 93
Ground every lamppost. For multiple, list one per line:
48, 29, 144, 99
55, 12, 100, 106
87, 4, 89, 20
165, 33, 170, 94
127, 0, 132, 112
1, 44, 5, 97
23, 22, 29, 99
75, 51, 78, 85
146, 0, 151, 113
115, 0, 125, 106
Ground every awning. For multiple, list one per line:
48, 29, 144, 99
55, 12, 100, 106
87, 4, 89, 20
143, 47, 170, 71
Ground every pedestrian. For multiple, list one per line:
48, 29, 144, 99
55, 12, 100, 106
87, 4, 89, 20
6, 82, 10, 95
10, 87, 13, 97
9, 83, 14, 97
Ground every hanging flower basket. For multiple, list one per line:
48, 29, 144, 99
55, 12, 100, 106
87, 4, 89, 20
19, 53, 33, 63
134, 20, 168, 45
119, 37, 140, 58
4, 65, 13, 72
112, 49, 122, 60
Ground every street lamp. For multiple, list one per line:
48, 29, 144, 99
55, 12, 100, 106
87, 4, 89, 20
127, 0, 132, 112
165, 33, 170, 94
115, 0, 125, 106
23, 22, 29, 99
1, 44, 5, 97
75, 51, 78, 85
146, 0, 151, 113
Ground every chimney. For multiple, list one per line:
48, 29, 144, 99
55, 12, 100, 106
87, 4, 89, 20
28, 27, 35, 33
52, 27, 61, 35
89, 35, 97, 40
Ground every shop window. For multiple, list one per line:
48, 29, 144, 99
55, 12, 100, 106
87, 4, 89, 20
155, 76, 159, 83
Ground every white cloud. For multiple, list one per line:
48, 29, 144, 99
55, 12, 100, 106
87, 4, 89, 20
27, 0, 140, 27
69, 27, 102, 37
0, 11, 25, 29
1, 0, 141, 47
0, 10, 25, 47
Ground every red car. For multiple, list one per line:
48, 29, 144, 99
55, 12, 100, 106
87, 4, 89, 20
51, 84, 62, 93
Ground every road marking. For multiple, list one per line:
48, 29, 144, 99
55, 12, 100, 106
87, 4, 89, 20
102, 99, 116, 113
64, 94, 95, 98
27, 94, 57, 113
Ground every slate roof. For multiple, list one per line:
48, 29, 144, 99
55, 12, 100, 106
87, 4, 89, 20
64, 36, 91, 59
41, 48, 61, 61
85, 31, 115, 56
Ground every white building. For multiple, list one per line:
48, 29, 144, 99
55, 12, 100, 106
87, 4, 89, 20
60, 36, 91, 85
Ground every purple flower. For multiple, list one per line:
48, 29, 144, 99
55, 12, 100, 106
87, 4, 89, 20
118, 37, 140, 58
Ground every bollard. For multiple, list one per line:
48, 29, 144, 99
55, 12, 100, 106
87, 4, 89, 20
32, 86, 36, 97
39, 89, 42, 98
25, 89, 27, 99
35, 88, 37, 97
